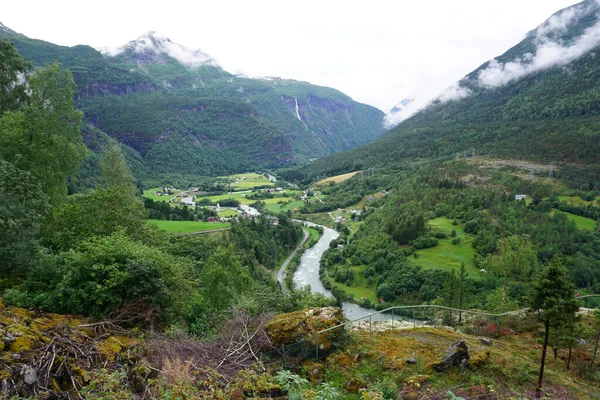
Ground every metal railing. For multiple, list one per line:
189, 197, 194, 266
310, 295, 600, 362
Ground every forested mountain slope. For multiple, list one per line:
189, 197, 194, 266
296, 0, 600, 188
0, 25, 384, 177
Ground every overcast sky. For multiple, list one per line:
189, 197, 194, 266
1, 0, 582, 113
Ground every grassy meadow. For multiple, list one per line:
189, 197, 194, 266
147, 219, 230, 233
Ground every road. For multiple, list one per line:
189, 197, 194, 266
278, 229, 310, 293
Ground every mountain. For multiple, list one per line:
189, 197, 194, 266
0, 27, 385, 178
296, 0, 600, 188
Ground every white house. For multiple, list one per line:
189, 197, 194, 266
515, 194, 527, 201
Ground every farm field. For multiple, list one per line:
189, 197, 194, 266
551, 209, 596, 231
313, 171, 361, 187
143, 187, 184, 202
415, 217, 480, 279
217, 209, 239, 218
146, 219, 230, 233
224, 173, 275, 190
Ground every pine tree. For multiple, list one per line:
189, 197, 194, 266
530, 257, 580, 396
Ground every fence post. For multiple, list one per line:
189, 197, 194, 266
315, 333, 319, 362
282, 345, 287, 369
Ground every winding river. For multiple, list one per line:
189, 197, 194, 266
293, 223, 390, 321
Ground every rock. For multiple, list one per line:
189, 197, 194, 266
406, 357, 417, 364
264, 307, 344, 352
480, 338, 493, 346
21, 365, 37, 385
431, 339, 470, 372
12, 354, 21, 360
2, 379, 10, 394
578, 338, 587, 346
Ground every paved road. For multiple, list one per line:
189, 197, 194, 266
278, 229, 310, 293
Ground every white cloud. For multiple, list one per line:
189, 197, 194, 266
478, 1, 600, 88
104, 32, 218, 68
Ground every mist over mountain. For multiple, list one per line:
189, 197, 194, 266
297, 0, 600, 188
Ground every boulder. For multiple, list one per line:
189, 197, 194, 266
406, 357, 417, 364
431, 340, 469, 372
264, 307, 344, 352
480, 338, 493, 346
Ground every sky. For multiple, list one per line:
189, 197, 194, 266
1, 0, 582, 117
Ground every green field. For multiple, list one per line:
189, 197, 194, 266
330, 264, 378, 303
217, 209, 239, 218
196, 191, 297, 209
143, 187, 184, 202
263, 200, 304, 212
551, 209, 596, 231
305, 227, 321, 242
146, 219, 230, 233
224, 173, 275, 190
415, 217, 480, 279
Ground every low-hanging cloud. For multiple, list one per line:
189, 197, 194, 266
478, 1, 600, 88
105, 32, 218, 68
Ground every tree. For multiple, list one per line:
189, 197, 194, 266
0, 40, 31, 114
200, 246, 251, 312
530, 257, 580, 396
50, 144, 146, 249
0, 159, 48, 279
0, 63, 86, 209
443, 268, 457, 325
485, 236, 537, 311
457, 262, 470, 324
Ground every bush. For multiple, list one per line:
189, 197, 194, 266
412, 235, 438, 250
5, 231, 193, 320
452, 238, 461, 245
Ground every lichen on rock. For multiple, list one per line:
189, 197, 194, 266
264, 307, 345, 352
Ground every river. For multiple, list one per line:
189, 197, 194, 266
293, 223, 391, 321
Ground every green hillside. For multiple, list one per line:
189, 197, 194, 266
0, 27, 384, 180
295, 0, 600, 189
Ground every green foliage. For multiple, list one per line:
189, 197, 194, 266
0, 39, 31, 114
0, 64, 86, 209
0, 160, 48, 280
49, 145, 146, 250
5, 231, 193, 319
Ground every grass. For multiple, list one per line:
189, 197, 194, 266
217, 209, 238, 218
146, 219, 230, 233
313, 171, 361, 187
143, 187, 184, 202
558, 195, 600, 207
305, 227, 321, 242
551, 209, 597, 231
415, 217, 480, 279
223, 173, 275, 190
294, 212, 335, 228
196, 192, 296, 208
263, 200, 304, 213
331, 265, 379, 303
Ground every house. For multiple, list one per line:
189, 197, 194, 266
515, 194, 527, 201
207, 217, 218, 223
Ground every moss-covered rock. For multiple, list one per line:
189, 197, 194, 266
264, 307, 344, 351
